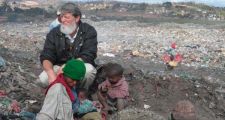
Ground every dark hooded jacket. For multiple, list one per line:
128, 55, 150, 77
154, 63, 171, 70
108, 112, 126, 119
40, 22, 97, 66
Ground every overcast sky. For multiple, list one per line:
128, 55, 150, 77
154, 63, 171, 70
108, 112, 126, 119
69, 0, 225, 7
115, 0, 225, 7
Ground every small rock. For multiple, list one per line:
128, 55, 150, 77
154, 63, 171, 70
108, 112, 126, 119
18, 66, 25, 73
132, 50, 141, 56
215, 87, 225, 99
144, 104, 151, 109
102, 53, 115, 57
25, 100, 37, 104
209, 102, 216, 109
195, 84, 200, 88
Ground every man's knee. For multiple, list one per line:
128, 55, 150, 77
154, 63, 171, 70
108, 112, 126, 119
84, 63, 97, 80
38, 64, 96, 89
38, 71, 49, 88
79, 63, 96, 89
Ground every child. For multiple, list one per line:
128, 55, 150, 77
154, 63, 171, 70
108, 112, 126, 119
75, 88, 101, 120
97, 63, 129, 112
49, 9, 61, 31
36, 59, 86, 120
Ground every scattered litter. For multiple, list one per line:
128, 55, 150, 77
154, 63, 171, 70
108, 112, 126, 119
102, 53, 115, 57
0, 90, 7, 97
209, 102, 215, 109
0, 95, 21, 114
20, 111, 36, 120
18, 66, 25, 73
10, 100, 20, 113
168, 61, 178, 67
131, 50, 144, 57
25, 100, 37, 104
0, 56, 6, 72
162, 42, 183, 69
144, 104, 151, 109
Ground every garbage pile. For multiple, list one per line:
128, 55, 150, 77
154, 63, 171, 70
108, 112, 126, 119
0, 19, 225, 120
0, 54, 43, 120
162, 42, 183, 69
95, 21, 225, 69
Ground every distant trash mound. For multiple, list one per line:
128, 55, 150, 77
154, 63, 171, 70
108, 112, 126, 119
109, 108, 166, 120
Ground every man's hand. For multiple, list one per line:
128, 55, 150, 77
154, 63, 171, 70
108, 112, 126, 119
46, 70, 56, 84
43, 60, 56, 84
100, 85, 108, 93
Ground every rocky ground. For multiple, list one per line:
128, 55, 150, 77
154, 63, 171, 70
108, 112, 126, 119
0, 18, 225, 120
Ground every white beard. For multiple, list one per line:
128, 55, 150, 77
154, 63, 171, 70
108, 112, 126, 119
60, 22, 77, 35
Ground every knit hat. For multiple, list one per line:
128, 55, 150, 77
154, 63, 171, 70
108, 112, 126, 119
63, 59, 86, 81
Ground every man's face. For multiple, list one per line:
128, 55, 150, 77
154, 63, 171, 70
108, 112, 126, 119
64, 76, 77, 87
60, 13, 79, 35
61, 13, 76, 25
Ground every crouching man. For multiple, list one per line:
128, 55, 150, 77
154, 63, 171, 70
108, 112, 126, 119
38, 2, 97, 90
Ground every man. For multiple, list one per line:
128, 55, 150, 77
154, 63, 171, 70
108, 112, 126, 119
39, 2, 97, 90
36, 59, 86, 120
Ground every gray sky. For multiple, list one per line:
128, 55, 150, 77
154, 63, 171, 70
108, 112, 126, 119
115, 0, 225, 7
69, 0, 225, 7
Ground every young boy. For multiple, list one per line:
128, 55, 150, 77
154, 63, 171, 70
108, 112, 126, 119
36, 59, 86, 120
75, 88, 101, 120
97, 63, 129, 112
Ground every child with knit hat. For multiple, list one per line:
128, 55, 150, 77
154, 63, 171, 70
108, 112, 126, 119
36, 59, 86, 120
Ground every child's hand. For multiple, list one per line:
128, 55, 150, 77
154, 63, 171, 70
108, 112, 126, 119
100, 86, 108, 93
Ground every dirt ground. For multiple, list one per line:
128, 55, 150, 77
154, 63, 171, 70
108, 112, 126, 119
0, 19, 225, 120
97, 55, 225, 120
